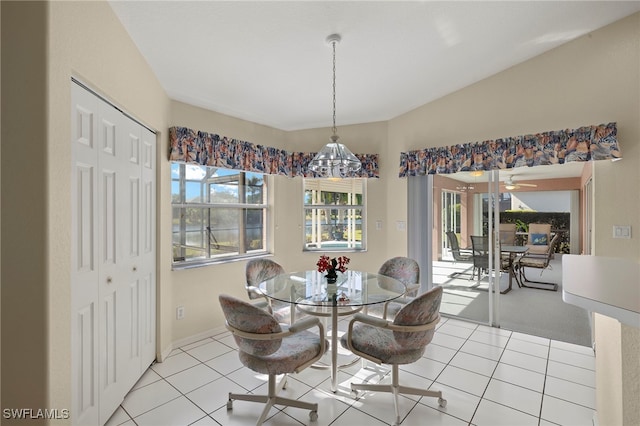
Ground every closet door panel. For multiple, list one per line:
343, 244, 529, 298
71, 84, 100, 425
97, 102, 128, 422
119, 120, 144, 391
140, 129, 156, 367
72, 82, 156, 425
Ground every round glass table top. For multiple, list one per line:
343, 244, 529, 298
257, 270, 407, 308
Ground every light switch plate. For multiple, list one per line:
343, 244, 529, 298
613, 225, 631, 239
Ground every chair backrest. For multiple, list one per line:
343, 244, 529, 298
470, 235, 489, 269
245, 259, 285, 299
526, 223, 552, 254
446, 231, 467, 261
499, 223, 516, 245
378, 256, 419, 286
393, 285, 442, 350
542, 233, 562, 263
219, 294, 282, 356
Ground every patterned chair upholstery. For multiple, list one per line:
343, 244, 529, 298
369, 256, 420, 319
340, 286, 446, 426
245, 258, 302, 324
219, 294, 328, 425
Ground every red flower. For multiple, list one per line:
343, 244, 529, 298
317, 255, 350, 273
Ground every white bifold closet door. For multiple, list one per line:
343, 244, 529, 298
71, 81, 156, 425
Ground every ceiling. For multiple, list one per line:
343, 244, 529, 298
450, 161, 587, 184
109, 1, 640, 132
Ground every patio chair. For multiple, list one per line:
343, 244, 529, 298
516, 232, 561, 291
499, 223, 517, 245
526, 223, 552, 255
470, 235, 511, 286
446, 231, 474, 278
219, 294, 327, 425
470, 235, 489, 282
340, 286, 446, 426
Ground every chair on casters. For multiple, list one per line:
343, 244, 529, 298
368, 256, 420, 320
516, 233, 561, 291
446, 231, 474, 278
219, 294, 328, 425
245, 258, 303, 324
340, 286, 447, 426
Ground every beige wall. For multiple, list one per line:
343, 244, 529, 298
169, 101, 392, 344
1, 1, 638, 424
387, 12, 640, 426
2, 0, 172, 421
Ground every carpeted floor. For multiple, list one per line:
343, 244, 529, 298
435, 255, 593, 347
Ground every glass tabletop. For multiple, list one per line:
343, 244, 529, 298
257, 270, 407, 308
501, 245, 529, 254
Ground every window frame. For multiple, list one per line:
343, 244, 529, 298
171, 162, 270, 268
302, 178, 366, 252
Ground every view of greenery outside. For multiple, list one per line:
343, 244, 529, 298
171, 163, 268, 265
303, 179, 365, 251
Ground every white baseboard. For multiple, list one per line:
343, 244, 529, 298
172, 326, 228, 353
592, 411, 599, 426
157, 326, 228, 363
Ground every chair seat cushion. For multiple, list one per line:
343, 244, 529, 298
239, 329, 327, 375
526, 245, 548, 255
519, 256, 548, 268
340, 324, 425, 365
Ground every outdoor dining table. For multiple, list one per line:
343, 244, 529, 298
501, 245, 529, 294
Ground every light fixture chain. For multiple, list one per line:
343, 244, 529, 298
332, 39, 337, 136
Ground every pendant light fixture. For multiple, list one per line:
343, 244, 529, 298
309, 34, 362, 178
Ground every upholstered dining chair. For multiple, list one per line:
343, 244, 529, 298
516, 232, 561, 291
245, 258, 302, 324
340, 286, 446, 426
219, 294, 328, 425
370, 256, 420, 319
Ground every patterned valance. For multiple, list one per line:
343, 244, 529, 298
399, 122, 620, 177
169, 126, 379, 178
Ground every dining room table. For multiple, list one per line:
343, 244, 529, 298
257, 269, 407, 392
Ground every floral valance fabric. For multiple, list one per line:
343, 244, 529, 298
169, 126, 379, 178
398, 122, 620, 177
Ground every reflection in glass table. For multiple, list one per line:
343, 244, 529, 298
258, 270, 407, 392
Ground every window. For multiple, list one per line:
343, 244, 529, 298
172, 163, 269, 266
303, 179, 366, 251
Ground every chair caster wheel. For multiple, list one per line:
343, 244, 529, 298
309, 410, 318, 421
438, 397, 447, 408
226, 399, 233, 410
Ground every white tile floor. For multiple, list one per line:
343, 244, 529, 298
107, 316, 596, 426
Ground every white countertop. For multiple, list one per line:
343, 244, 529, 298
562, 255, 640, 328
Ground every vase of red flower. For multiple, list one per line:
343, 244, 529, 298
317, 255, 350, 284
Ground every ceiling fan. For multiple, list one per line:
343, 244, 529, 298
503, 176, 537, 190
